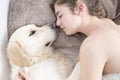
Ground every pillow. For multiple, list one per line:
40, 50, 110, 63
99, 0, 120, 24
8, 0, 55, 37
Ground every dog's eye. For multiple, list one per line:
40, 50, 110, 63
45, 42, 51, 47
29, 30, 36, 36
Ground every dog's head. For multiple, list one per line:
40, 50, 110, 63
7, 24, 57, 67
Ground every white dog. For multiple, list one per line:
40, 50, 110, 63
7, 24, 74, 80
7, 24, 120, 80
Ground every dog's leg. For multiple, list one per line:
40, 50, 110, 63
67, 62, 81, 80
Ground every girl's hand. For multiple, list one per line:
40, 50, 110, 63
15, 70, 32, 80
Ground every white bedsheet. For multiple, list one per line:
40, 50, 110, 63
0, 0, 11, 80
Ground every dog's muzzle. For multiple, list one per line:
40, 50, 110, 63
49, 23, 60, 33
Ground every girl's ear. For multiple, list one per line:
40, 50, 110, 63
74, 3, 86, 15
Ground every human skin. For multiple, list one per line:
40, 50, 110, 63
54, 2, 120, 80
15, 70, 33, 80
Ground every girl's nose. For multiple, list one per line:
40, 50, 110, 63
56, 18, 61, 27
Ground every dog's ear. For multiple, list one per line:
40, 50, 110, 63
7, 41, 32, 67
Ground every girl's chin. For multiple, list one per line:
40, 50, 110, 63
63, 29, 75, 35
65, 31, 74, 35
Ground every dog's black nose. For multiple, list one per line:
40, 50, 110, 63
49, 23, 60, 33
48, 23, 59, 28
52, 23, 60, 28
52, 23, 56, 28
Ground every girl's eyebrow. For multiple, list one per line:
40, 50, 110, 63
55, 10, 60, 16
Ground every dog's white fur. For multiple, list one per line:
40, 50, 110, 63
7, 24, 74, 80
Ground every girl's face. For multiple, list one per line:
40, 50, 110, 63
54, 4, 82, 35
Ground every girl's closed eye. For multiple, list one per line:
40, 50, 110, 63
57, 14, 63, 19
59, 14, 62, 18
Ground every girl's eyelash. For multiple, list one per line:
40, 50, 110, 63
58, 15, 62, 18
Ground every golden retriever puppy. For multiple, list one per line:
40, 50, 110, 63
7, 24, 74, 80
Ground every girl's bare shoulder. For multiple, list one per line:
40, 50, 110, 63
80, 34, 104, 52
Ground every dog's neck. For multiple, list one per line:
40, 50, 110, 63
29, 49, 55, 66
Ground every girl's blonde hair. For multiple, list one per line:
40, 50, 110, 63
52, 0, 106, 18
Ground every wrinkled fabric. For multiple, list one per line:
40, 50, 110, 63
99, 0, 120, 24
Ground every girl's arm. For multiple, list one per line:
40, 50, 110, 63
80, 40, 107, 80
67, 62, 81, 80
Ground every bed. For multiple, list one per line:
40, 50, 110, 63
0, 0, 120, 80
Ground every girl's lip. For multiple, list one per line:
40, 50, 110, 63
62, 28, 65, 31
61, 27, 65, 30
